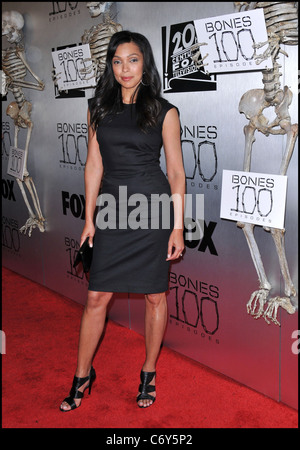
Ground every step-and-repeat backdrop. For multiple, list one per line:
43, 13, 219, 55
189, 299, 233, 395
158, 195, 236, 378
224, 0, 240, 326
2, 2, 298, 409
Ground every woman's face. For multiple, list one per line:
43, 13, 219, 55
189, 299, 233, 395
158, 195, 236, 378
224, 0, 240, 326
112, 41, 144, 100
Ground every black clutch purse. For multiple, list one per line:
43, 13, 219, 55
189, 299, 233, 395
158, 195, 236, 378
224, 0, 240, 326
73, 237, 93, 273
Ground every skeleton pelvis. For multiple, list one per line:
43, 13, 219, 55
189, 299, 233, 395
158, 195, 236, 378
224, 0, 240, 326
6, 100, 32, 127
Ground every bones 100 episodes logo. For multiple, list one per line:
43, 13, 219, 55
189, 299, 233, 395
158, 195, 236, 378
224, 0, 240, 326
49, 2, 81, 22
181, 122, 218, 191
2, 216, 21, 256
52, 43, 87, 99
64, 235, 88, 286
168, 271, 220, 344
62, 195, 88, 284
57, 122, 88, 170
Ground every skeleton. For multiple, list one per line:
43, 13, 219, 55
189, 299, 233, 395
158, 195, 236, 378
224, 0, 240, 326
233, 2, 298, 325
81, 2, 122, 82
53, 2, 122, 90
2, 10, 45, 236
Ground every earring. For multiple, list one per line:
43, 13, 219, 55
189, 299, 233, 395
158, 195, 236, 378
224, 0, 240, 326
140, 72, 149, 86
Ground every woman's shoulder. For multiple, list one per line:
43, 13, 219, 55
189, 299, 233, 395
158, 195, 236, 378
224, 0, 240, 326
88, 96, 96, 111
157, 97, 179, 120
158, 97, 177, 111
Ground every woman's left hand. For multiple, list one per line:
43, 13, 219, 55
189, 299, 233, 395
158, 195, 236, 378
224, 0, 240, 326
166, 229, 185, 261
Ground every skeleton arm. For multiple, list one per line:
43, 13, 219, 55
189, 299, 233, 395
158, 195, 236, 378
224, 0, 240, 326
6, 48, 45, 90
4, 76, 45, 91
253, 33, 288, 65
191, 42, 209, 73
1, 69, 8, 96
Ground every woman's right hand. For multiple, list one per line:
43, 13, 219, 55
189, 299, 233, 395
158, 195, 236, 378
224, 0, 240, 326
80, 222, 95, 248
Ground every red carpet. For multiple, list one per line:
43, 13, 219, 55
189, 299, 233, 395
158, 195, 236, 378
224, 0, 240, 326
2, 267, 298, 431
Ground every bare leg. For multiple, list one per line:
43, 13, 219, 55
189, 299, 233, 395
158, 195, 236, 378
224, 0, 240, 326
137, 292, 168, 407
60, 290, 113, 411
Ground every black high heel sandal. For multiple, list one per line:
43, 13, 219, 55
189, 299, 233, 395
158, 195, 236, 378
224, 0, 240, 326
136, 370, 156, 408
60, 366, 96, 412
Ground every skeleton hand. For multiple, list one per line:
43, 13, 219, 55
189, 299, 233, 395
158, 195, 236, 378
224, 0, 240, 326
52, 68, 69, 93
191, 43, 209, 73
52, 67, 62, 87
263, 296, 296, 326
253, 33, 288, 65
263, 298, 280, 325
246, 288, 269, 319
19, 216, 45, 237
80, 57, 97, 80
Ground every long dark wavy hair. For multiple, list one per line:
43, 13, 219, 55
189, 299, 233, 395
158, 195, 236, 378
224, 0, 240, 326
89, 30, 164, 133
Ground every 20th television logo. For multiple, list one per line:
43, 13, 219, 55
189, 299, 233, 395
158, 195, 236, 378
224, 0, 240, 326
162, 20, 216, 93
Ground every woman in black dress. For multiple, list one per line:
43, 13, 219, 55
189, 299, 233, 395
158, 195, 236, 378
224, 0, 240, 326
60, 31, 185, 411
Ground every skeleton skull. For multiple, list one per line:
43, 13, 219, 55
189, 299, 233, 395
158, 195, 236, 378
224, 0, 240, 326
2, 10, 24, 44
86, 2, 113, 18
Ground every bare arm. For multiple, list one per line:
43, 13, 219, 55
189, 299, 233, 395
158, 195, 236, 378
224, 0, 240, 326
162, 107, 186, 260
80, 108, 104, 246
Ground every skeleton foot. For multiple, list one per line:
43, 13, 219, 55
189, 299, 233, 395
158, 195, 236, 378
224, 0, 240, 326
247, 288, 269, 319
19, 216, 45, 237
263, 296, 296, 326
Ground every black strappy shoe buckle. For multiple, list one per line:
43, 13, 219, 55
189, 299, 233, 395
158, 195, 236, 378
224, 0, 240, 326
60, 366, 96, 412
136, 370, 156, 408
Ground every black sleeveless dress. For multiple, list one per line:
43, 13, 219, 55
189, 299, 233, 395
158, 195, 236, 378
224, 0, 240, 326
88, 99, 177, 294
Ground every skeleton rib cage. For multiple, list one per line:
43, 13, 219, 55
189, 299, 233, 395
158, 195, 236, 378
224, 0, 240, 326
2, 45, 45, 106
236, 2, 298, 44
2, 47, 27, 107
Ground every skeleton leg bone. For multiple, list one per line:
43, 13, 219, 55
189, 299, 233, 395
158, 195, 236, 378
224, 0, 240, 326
237, 222, 272, 319
237, 119, 272, 318
262, 120, 298, 324
12, 124, 36, 226
25, 174, 45, 221
16, 174, 45, 236
14, 123, 19, 148
242, 122, 256, 171
263, 228, 296, 324
16, 177, 36, 221
278, 121, 298, 175
20, 176, 45, 234
13, 120, 45, 235
22, 120, 32, 177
